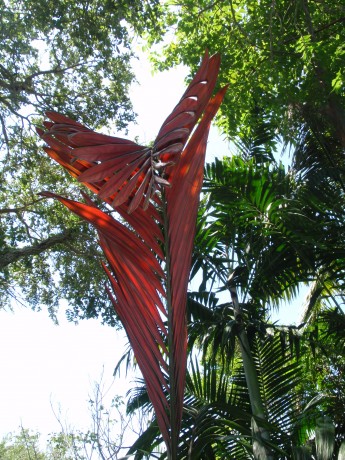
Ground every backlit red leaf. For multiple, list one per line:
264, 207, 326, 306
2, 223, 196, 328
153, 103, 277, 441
39, 52, 227, 458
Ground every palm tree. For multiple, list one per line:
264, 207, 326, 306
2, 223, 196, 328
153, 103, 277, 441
126, 115, 345, 458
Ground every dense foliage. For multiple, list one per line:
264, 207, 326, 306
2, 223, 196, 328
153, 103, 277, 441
146, 0, 344, 147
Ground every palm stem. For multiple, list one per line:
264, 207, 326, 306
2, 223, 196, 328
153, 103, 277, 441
229, 285, 274, 459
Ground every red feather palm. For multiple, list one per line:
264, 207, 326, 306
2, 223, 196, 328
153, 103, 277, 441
38, 52, 227, 458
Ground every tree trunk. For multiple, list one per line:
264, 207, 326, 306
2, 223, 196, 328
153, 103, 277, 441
229, 285, 274, 460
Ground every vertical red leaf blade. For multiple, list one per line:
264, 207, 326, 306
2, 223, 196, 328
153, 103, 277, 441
165, 86, 228, 442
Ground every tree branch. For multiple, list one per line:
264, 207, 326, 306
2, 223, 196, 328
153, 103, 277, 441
0, 113, 9, 150
0, 229, 76, 269
0, 198, 46, 215
25, 62, 85, 81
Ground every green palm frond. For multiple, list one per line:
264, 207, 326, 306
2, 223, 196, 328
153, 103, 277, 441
183, 329, 306, 459
233, 105, 278, 164
187, 296, 237, 364
127, 419, 163, 460
249, 333, 304, 456
191, 202, 229, 291
182, 357, 252, 459
184, 330, 305, 458
203, 156, 315, 306
292, 123, 345, 196
126, 352, 253, 459
319, 308, 345, 354
126, 380, 152, 417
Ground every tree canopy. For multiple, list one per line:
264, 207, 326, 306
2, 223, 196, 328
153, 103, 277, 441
0, 0, 160, 322
146, 0, 344, 146
2, 0, 344, 323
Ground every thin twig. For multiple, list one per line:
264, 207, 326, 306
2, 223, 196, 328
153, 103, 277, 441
0, 197, 46, 214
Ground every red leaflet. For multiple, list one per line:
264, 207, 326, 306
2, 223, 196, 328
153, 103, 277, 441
156, 111, 195, 141
97, 156, 148, 200
39, 51, 226, 459
78, 152, 145, 182
73, 143, 146, 161
69, 131, 139, 147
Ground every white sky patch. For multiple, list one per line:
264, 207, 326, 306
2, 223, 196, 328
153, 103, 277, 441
0, 305, 130, 437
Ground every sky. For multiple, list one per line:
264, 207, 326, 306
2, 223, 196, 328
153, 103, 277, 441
0, 52, 303, 448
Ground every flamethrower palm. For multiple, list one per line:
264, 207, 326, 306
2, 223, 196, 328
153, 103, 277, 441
37, 52, 227, 458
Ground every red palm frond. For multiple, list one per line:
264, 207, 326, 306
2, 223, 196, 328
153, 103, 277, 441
38, 52, 226, 459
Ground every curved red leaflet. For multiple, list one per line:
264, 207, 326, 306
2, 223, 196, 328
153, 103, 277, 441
154, 128, 189, 151
73, 143, 146, 161
40, 130, 73, 156
127, 172, 152, 214
111, 158, 152, 207
96, 155, 148, 200
77, 152, 145, 182
153, 142, 184, 158
43, 147, 90, 180
69, 131, 140, 147
40, 192, 163, 278
44, 111, 87, 128
156, 111, 195, 141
